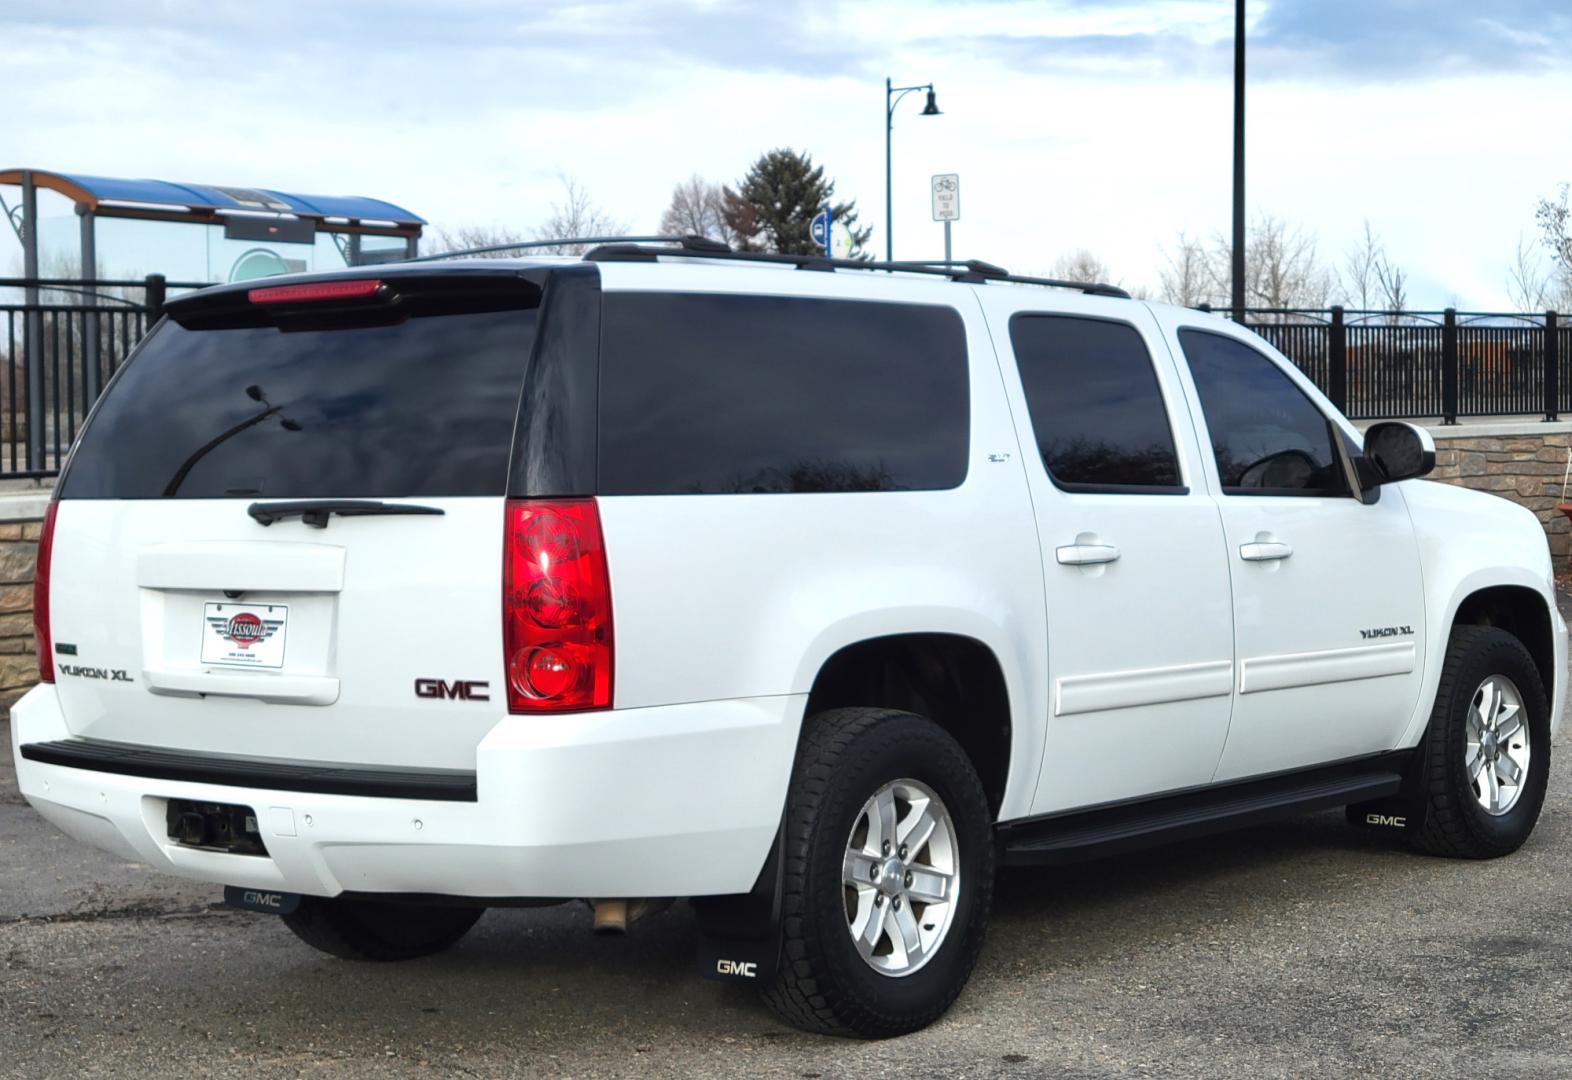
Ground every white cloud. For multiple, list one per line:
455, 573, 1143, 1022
3, 0, 1568, 307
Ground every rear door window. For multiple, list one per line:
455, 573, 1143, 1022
597, 292, 969, 494
1009, 315, 1184, 491
61, 303, 537, 499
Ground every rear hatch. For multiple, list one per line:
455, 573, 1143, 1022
46, 271, 546, 770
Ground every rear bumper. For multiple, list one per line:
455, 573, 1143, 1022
11, 684, 803, 899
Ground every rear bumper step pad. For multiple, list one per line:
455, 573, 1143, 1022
19, 738, 477, 802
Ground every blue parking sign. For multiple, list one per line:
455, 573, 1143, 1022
810, 208, 832, 253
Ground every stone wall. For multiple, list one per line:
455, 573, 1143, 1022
1428, 428, 1572, 558
0, 516, 42, 714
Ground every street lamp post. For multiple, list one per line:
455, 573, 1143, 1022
1231, 0, 1246, 321
885, 77, 941, 261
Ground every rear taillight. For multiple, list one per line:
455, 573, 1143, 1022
33, 501, 58, 683
503, 499, 613, 712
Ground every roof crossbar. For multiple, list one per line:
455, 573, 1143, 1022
581, 242, 1132, 298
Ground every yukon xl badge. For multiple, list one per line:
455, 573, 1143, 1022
207, 611, 282, 649
1360, 626, 1414, 640
58, 664, 133, 682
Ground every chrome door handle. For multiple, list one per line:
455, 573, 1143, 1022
1240, 540, 1293, 562
1056, 543, 1121, 566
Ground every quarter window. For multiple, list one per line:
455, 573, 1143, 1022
1009, 315, 1183, 491
1178, 328, 1347, 496
597, 293, 970, 495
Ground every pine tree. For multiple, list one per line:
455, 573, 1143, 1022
723, 149, 871, 257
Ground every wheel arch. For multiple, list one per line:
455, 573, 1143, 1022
802, 632, 1016, 818
1450, 584, 1557, 706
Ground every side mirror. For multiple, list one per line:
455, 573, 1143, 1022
1363, 421, 1435, 484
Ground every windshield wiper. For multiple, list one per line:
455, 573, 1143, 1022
248, 500, 445, 529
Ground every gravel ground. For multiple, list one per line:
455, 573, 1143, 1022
4, 609, 1571, 1078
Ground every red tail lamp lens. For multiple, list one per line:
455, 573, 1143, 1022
248, 279, 383, 305
33, 501, 58, 684
504, 500, 612, 712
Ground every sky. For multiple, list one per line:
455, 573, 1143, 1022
4, 0, 1571, 308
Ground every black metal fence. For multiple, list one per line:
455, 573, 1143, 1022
0, 274, 209, 478
1240, 307, 1568, 424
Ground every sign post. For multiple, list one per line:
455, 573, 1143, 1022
931, 173, 959, 262
810, 208, 833, 255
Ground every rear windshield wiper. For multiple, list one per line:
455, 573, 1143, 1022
248, 500, 446, 529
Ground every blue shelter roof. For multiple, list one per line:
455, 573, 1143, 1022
0, 168, 424, 233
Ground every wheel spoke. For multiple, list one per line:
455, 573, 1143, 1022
1495, 709, 1523, 742
1484, 763, 1501, 813
906, 866, 953, 904
899, 803, 938, 856
891, 901, 924, 966
1496, 754, 1523, 786
1467, 700, 1486, 739
1467, 747, 1487, 779
852, 899, 886, 957
871, 787, 899, 851
844, 849, 879, 888
1475, 684, 1496, 734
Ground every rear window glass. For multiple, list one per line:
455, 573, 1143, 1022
597, 292, 969, 494
61, 308, 537, 499
1009, 315, 1183, 491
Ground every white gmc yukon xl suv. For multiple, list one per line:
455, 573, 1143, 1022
12, 240, 1564, 1037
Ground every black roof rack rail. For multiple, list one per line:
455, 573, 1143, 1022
406, 234, 722, 263
582, 243, 1131, 299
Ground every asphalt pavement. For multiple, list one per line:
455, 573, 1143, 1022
4, 648, 1572, 1077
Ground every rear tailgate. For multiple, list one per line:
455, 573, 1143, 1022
47, 272, 540, 770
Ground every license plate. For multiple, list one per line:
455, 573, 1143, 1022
201, 602, 288, 669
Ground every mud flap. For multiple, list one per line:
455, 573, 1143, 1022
692, 825, 784, 985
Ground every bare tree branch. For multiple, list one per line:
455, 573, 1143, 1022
1158, 231, 1212, 307
533, 174, 629, 255
659, 175, 737, 246
1507, 233, 1553, 312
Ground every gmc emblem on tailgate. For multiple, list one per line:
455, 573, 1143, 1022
414, 678, 490, 702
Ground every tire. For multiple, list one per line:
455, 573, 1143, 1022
762, 707, 994, 1038
281, 896, 484, 961
1410, 625, 1551, 859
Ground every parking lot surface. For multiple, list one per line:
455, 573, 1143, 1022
5, 651, 1571, 1077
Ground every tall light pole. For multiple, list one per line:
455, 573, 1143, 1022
1231, 0, 1246, 321
886, 78, 941, 261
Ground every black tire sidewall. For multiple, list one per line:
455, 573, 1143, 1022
795, 714, 993, 1024
1434, 631, 1551, 852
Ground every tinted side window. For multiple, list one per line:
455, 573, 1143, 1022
1178, 329, 1346, 496
1009, 315, 1183, 491
597, 293, 969, 494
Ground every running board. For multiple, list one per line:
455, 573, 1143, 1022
996, 752, 1413, 866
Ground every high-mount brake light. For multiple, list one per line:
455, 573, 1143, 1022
33, 501, 58, 683
247, 279, 383, 305
503, 499, 613, 712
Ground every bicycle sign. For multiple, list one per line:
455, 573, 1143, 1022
931, 174, 960, 222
